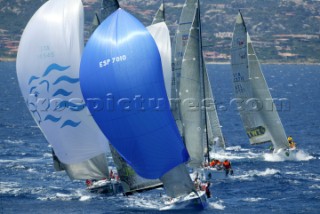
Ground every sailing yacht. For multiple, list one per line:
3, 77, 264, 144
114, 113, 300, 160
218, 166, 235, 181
171, 0, 226, 180
79, 8, 207, 210
230, 12, 294, 155
16, 0, 123, 195
88, 0, 164, 196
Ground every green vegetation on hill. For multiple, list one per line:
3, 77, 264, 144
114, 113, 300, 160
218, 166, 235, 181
0, 0, 319, 63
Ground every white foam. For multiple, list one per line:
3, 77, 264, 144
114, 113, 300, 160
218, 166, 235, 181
233, 168, 280, 180
3, 139, 25, 144
121, 191, 164, 210
43, 153, 52, 158
226, 146, 250, 152
310, 184, 320, 189
0, 182, 21, 194
79, 195, 92, 201
209, 199, 225, 210
210, 146, 261, 161
243, 197, 266, 202
264, 150, 314, 162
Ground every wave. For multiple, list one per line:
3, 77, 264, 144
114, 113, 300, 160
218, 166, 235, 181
233, 168, 280, 180
53, 76, 79, 85
42, 63, 70, 77
29, 86, 37, 94
60, 120, 81, 128
44, 115, 61, 122
28, 75, 40, 85
3, 139, 25, 144
209, 146, 261, 161
0, 182, 21, 194
263, 150, 314, 162
39, 80, 50, 92
226, 146, 250, 152
52, 89, 72, 97
242, 197, 266, 202
208, 199, 225, 210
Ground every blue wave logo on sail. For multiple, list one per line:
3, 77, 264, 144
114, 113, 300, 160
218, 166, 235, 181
27, 63, 84, 128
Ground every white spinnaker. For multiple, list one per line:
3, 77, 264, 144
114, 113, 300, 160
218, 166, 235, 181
16, 0, 109, 178
147, 22, 172, 100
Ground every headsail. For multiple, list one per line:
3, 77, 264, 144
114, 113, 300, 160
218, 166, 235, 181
152, 1, 165, 24
147, 22, 172, 100
203, 59, 226, 151
80, 9, 189, 179
231, 12, 288, 151
16, 0, 109, 180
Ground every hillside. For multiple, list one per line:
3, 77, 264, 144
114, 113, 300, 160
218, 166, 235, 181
0, 0, 319, 63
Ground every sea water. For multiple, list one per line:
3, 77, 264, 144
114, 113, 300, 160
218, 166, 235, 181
1, 62, 319, 213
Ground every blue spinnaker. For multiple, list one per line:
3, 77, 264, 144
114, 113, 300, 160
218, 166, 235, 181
80, 9, 189, 179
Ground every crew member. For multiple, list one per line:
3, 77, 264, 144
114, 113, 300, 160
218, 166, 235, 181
223, 159, 233, 176
205, 182, 211, 198
287, 136, 296, 149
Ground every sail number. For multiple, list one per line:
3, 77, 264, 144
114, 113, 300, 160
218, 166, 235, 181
99, 55, 127, 68
247, 126, 266, 138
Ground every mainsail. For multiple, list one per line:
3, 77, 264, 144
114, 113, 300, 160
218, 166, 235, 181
171, 0, 198, 135
173, 0, 226, 167
80, 9, 195, 198
230, 12, 289, 152
16, 0, 110, 180
179, 4, 203, 167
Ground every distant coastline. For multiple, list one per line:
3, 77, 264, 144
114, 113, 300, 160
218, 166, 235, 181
0, 57, 16, 62
205, 61, 320, 65
1, 57, 319, 65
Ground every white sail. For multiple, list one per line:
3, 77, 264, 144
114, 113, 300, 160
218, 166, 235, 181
179, 7, 203, 168
203, 61, 226, 150
231, 12, 288, 151
16, 0, 109, 179
149, 8, 196, 199
147, 22, 172, 99
171, 0, 198, 134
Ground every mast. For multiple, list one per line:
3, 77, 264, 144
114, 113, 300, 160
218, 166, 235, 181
196, 0, 210, 164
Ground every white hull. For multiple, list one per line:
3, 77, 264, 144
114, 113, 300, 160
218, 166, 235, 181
274, 147, 299, 158
86, 179, 123, 195
160, 191, 208, 210
201, 167, 229, 181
